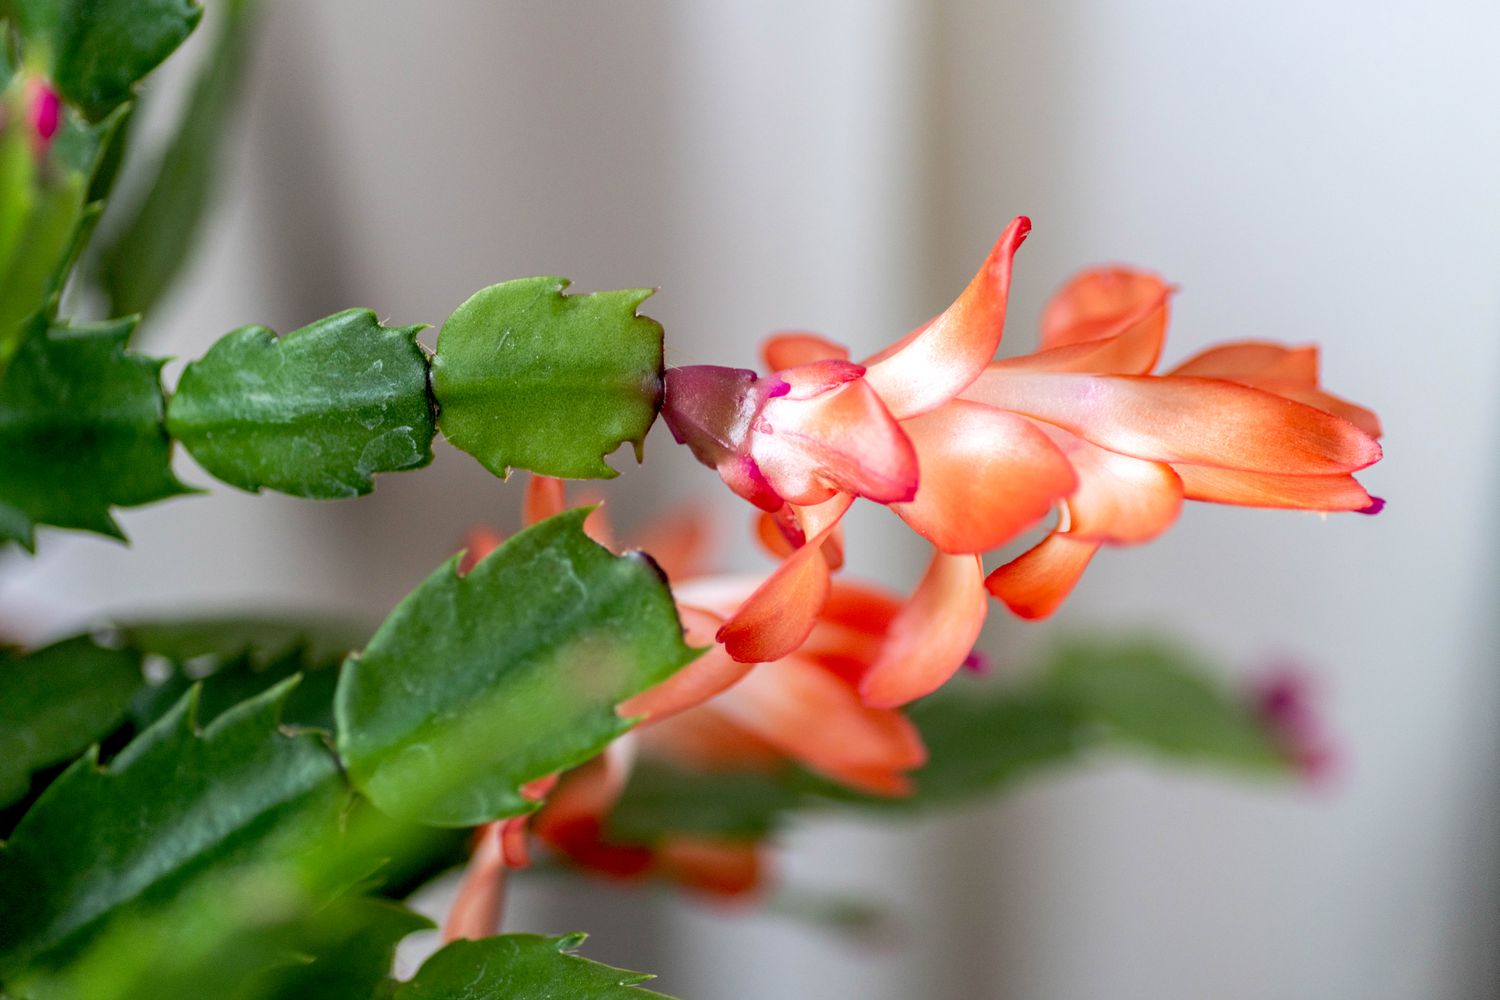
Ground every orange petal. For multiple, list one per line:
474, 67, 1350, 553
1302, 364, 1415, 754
1053, 430, 1183, 543
458, 526, 505, 574
863, 217, 1031, 420
985, 533, 1100, 620
1229, 379, 1383, 439
891, 400, 1077, 553
531, 737, 637, 844
443, 823, 507, 942
762, 331, 850, 371
800, 581, 906, 685
754, 378, 918, 505
524, 476, 567, 526
1041, 267, 1171, 350
755, 507, 799, 560
618, 607, 754, 723
963, 371, 1382, 474
1169, 341, 1320, 384
1175, 465, 1379, 512
712, 654, 926, 794
640, 706, 786, 772
657, 837, 765, 897
998, 286, 1170, 376
860, 552, 987, 707
716, 501, 850, 662
631, 504, 715, 582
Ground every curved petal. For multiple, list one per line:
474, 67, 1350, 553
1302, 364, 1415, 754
963, 371, 1382, 474
524, 476, 567, 526
762, 331, 850, 371
1175, 464, 1379, 512
716, 497, 852, 662
618, 607, 755, 723
985, 533, 1100, 620
1228, 379, 1383, 439
657, 837, 765, 897
1053, 430, 1184, 543
891, 400, 1077, 553
860, 552, 988, 707
1170, 341, 1319, 383
862, 217, 1031, 419
799, 581, 906, 685
998, 287, 1170, 376
712, 653, 926, 794
753, 379, 918, 505
1040, 267, 1171, 350
755, 507, 799, 560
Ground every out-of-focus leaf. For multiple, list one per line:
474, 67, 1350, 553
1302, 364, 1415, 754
115, 614, 368, 669
10, 0, 201, 119
391, 934, 673, 1000
336, 508, 697, 827
167, 310, 434, 498
98, 0, 256, 318
607, 761, 804, 843
248, 898, 430, 1000
432, 277, 663, 480
0, 317, 189, 549
128, 646, 340, 734
0, 680, 345, 984
1043, 637, 1287, 771
0, 635, 142, 807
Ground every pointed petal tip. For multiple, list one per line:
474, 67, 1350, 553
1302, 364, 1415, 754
1358, 496, 1385, 516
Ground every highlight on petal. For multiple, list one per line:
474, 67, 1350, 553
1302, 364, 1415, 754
985, 533, 1100, 620
762, 331, 850, 371
862, 216, 1031, 420
891, 400, 1076, 553
754, 378, 918, 506
712, 653, 926, 794
1041, 267, 1171, 350
716, 503, 850, 662
860, 552, 987, 707
618, 607, 754, 723
524, 475, 567, 526
1175, 465, 1378, 512
1051, 430, 1183, 544
964, 371, 1382, 475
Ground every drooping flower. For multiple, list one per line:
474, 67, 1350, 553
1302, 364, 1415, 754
661, 219, 1383, 704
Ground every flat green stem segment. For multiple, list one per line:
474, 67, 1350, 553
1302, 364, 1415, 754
0, 636, 142, 808
167, 310, 435, 499
393, 934, 674, 1000
11, 0, 202, 120
432, 277, 663, 480
0, 680, 345, 981
0, 318, 189, 548
335, 508, 697, 827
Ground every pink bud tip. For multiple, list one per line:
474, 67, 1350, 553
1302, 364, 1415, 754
28, 81, 60, 144
1357, 497, 1385, 516
1250, 666, 1339, 786
961, 650, 990, 675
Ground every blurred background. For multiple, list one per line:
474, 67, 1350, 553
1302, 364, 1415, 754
2, 2, 1497, 997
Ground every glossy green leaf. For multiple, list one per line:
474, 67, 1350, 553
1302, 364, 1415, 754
129, 646, 341, 735
336, 508, 697, 827
11, 0, 202, 119
167, 310, 435, 498
432, 277, 663, 480
98, 0, 257, 319
0, 318, 189, 548
1043, 637, 1287, 771
0, 635, 142, 807
0, 680, 345, 982
392, 934, 673, 1000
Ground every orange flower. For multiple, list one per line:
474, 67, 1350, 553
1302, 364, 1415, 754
661, 220, 1382, 703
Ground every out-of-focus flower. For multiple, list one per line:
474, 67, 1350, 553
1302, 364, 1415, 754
1249, 666, 1339, 785
662, 220, 1383, 704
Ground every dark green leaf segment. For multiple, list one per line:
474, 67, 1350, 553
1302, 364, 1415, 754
336, 508, 698, 826
168, 310, 435, 498
394, 934, 674, 1000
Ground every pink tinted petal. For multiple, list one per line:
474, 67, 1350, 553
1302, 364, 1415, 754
860, 552, 988, 707
443, 823, 507, 942
754, 380, 918, 505
891, 400, 1076, 553
1054, 431, 1183, 544
985, 533, 1100, 620
1170, 341, 1320, 384
1175, 465, 1377, 511
713, 654, 926, 794
762, 332, 850, 371
618, 607, 755, 723
1040, 267, 1171, 351
964, 371, 1382, 475
775, 359, 867, 400
524, 476, 566, 526
997, 287, 1170, 376
862, 217, 1031, 420
716, 508, 847, 662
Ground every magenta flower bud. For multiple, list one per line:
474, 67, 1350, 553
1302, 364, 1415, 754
27, 79, 60, 146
